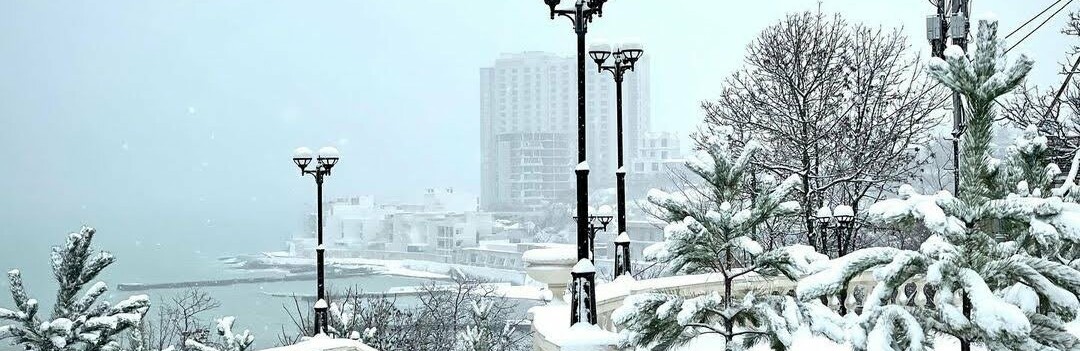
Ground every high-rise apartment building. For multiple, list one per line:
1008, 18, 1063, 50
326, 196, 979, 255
480, 51, 651, 211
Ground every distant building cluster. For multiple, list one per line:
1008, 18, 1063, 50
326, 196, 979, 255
289, 189, 491, 263
287, 187, 669, 272
288, 51, 689, 273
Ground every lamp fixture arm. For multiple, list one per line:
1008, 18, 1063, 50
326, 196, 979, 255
600, 61, 634, 81
303, 166, 331, 179
553, 6, 598, 34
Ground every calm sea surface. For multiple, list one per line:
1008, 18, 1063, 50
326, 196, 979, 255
0, 229, 431, 350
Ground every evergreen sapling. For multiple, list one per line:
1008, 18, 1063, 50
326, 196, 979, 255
613, 128, 842, 350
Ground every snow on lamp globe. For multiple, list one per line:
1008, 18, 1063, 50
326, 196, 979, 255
292, 147, 313, 172
316, 146, 340, 170
589, 43, 612, 67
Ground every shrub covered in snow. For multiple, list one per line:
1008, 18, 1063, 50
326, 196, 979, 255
183, 317, 254, 351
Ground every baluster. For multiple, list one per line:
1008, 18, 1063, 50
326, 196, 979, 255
844, 288, 858, 314
914, 281, 927, 307
860, 284, 872, 308
895, 282, 909, 306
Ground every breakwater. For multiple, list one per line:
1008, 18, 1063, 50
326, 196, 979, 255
118, 268, 375, 291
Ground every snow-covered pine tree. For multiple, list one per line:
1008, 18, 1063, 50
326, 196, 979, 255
183, 317, 254, 351
0, 226, 150, 351
796, 19, 1080, 351
612, 128, 843, 350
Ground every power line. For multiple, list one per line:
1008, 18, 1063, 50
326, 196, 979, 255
1043, 54, 1080, 121
1006, 0, 1074, 54
1006, 0, 1069, 39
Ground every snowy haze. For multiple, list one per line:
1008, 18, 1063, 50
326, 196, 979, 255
0, 0, 1069, 265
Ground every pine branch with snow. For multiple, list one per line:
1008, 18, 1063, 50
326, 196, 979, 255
0, 226, 150, 351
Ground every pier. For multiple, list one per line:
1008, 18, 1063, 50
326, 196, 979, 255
118, 268, 376, 292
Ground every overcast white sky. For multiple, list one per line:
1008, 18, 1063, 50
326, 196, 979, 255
0, 0, 1073, 252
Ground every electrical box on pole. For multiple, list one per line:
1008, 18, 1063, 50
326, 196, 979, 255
949, 13, 968, 40
926, 15, 944, 41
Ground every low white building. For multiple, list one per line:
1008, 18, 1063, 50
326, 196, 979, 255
289, 188, 496, 263
385, 211, 492, 256
455, 240, 568, 270
324, 196, 398, 248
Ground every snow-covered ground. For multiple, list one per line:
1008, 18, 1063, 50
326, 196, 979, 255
258, 334, 377, 351
531, 301, 1080, 350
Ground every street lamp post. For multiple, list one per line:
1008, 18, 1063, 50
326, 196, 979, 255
570, 258, 597, 325
815, 204, 856, 314
292, 146, 340, 335
540, 0, 609, 262
575, 206, 613, 260
589, 42, 643, 278
813, 205, 832, 251
570, 206, 611, 324
539, 0, 611, 326
614, 232, 631, 278
833, 205, 855, 256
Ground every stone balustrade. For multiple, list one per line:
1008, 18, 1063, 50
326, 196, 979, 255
592, 272, 932, 333
259, 334, 378, 351
524, 247, 937, 350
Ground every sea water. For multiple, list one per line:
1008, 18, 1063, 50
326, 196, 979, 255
0, 226, 432, 349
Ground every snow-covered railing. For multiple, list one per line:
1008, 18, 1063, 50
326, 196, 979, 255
259, 334, 378, 351
523, 246, 936, 351
591, 271, 931, 333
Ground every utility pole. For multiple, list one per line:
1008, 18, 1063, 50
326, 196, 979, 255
928, 1, 970, 350
949, 0, 969, 202
947, 2, 970, 351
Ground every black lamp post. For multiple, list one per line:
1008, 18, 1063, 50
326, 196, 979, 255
569, 207, 610, 325
574, 206, 613, 260
813, 206, 832, 256
614, 232, 631, 279
541, 0, 609, 262
833, 205, 855, 257
313, 298, 329, 335
815, 204, 856, 314
570, 258, 598, 325
589, 42, 643, 278
292, 146, 340, 335
539, 0, 611, 326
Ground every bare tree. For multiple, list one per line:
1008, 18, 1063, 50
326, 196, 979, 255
135, 288, 222, 351
280, 279, 529, 351
698, 10, 943, 256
